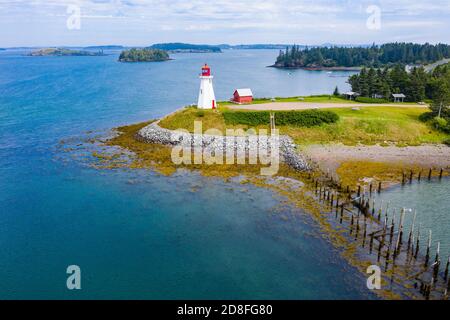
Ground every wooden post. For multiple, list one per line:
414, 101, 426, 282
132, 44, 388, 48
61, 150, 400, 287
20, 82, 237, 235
428, 168, 432, 181
350, 215, 354, 235
330, 193, 334, 208
444, 256, 449, 281
425, 230, 432, 268
346, 185, 350, 194
340, 205, 344, 224
414, 227, 420, 259
377, 238, 383, 262
394, 208, 405, 259
402, 172, 405, 185
355, 215, 360, 240
378, 181, 382, 194
407, 210, 416, 253
371, 199, 375, 216
418, 171, 422, 182
433, 242, 441, 280
377, 200, 383, 221
369, 233, 374, 254
362, 216, 367, 247
389, 210, 396, 246
357, 185, 361, 197
369, 183, 373, 196
409, 170, 413, 184
439, 168, 443, 180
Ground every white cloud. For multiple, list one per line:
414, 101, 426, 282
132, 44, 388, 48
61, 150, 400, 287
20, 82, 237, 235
0, 0, 449, 46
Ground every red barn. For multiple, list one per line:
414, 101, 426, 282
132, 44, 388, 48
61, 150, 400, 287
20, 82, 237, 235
232, 88, 253, 104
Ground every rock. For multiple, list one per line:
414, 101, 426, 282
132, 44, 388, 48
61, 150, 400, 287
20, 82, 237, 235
137, 122, 310, 172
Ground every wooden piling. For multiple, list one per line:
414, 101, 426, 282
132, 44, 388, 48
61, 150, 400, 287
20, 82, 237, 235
418, 171, 422, 182
409, 170, 413, 183
362, 216, 367, 247
414, 227, 420, 259
355, 216, 360, 240
433, 242, 441, 280
402, 172, 406, 185
340, 205, 344, 224
378, 181, 382, 194
425, 230, 432, 268
369, 183, 373, 196
428, 168, 432, 181
377, 200, 383, 221
439, 168, 443, 180
445, 256, 450, 281
357, 185, 361, 197
377, 238, 383, 262
407, 210, 416, 253
369, 233, 374, 254
350, 215, 354, 235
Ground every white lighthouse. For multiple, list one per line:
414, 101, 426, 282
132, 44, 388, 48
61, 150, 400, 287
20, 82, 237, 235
197, 64, 216, 109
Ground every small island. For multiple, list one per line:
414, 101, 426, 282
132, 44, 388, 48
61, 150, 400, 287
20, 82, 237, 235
118, 48, 170, 62
29, 48, 105, 57
150, 43, 221, 53
271, 42, 450, 70
84, 45, 124, 50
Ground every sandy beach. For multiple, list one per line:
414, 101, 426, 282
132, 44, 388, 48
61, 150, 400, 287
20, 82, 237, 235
303, 144, 450, 173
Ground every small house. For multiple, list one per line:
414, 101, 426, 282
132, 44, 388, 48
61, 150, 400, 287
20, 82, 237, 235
232, 88, 253, 104
345, 91, 359, 100
392, 93, 406, 103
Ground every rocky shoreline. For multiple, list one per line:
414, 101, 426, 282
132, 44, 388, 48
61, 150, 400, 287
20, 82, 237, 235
137, 121, 311, 171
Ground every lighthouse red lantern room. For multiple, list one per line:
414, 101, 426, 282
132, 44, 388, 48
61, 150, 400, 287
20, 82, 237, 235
197, 64, 216, 109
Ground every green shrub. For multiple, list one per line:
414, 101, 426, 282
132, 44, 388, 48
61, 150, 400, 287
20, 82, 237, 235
222, 110, 339, 127
431, 117, 448, 130
418, 112, 435, 122
355, 96, 389, 104
196, 110, 205, 117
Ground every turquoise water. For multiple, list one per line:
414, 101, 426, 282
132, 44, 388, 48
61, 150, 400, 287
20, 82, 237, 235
0, 49, 374, 299
373, 178, 450, 259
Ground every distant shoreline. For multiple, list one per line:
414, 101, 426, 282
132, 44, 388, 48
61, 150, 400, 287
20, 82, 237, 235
268, 65, 361, 71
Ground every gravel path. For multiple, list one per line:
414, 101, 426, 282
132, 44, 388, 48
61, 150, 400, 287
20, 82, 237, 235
229, 102, 425, 111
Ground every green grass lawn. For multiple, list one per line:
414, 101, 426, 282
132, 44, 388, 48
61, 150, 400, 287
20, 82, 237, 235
158, 105, 449, 146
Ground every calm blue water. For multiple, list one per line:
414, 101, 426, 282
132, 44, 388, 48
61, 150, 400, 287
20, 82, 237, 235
373, 178, 450, 259
0, 48, 374, 299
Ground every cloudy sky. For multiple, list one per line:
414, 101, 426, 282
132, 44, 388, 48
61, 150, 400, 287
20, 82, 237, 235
1, 0, 449, 47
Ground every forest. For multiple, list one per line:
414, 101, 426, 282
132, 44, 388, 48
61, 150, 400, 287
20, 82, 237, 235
118, 48, 170, 62
274, 43, 450, 68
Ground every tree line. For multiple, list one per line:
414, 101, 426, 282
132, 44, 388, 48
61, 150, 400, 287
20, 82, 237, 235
274, 43, 450, 68
347, 63, 450, 104
118, 48, 170, 62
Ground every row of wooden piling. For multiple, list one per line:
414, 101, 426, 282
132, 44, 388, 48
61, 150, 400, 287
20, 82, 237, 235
309, 169, 449, 300
401, 168, 444, 185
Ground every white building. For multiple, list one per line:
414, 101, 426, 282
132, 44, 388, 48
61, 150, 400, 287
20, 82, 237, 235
197, 64, 216, 109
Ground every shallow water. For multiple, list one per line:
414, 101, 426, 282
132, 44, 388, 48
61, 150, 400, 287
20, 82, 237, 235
373, 178, 450, 259
1, 48, 370, 299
